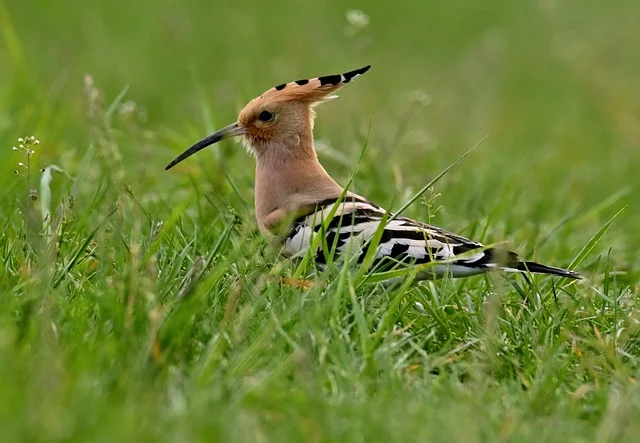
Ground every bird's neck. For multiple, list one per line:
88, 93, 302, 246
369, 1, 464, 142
254, 138, 343, 237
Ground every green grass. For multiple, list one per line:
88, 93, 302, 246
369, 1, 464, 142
1, 0, 639, 441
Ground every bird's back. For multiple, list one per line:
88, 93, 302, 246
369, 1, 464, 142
283, 196, 510, 278
282, 195, 582, 280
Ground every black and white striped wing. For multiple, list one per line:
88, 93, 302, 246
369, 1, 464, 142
284, 197, 503, 278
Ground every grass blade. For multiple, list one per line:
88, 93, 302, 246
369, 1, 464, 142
568, 206, 626, 272
53, 206, 118, 288
388, 135, 487, 222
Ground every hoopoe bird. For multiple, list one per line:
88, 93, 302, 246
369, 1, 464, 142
166, 66, 581, 281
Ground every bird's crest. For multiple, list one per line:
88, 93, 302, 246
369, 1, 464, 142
259, 65, 371, 105
165, 65, 371, 169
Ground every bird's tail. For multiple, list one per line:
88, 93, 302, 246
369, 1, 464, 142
514, 261, 582, 280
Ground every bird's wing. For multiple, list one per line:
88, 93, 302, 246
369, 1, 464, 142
284, 197, 513, 276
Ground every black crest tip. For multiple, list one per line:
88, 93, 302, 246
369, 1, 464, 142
318, 74, 342, 86
342, 65, 372, 83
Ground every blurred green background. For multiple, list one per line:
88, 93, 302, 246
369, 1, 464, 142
2, 0, 638, 249
1, 0, 639, 441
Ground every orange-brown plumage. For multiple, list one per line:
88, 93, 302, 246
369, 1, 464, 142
165, 66, 372, 238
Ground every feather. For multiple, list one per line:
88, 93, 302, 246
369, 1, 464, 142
261, 66, 372, 105
284, 197, 581, 280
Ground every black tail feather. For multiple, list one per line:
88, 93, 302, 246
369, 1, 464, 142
516, 261, 582, 280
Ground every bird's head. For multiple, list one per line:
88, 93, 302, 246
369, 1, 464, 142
165, 65, 371, 169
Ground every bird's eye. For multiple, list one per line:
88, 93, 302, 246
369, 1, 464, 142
258, 110, 275, 122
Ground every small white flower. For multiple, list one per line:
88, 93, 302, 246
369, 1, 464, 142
12, 146, 18, 151
17, 137, 24, 143
346, 9, 370, 29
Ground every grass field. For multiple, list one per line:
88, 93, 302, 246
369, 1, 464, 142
1, 0, 639, 441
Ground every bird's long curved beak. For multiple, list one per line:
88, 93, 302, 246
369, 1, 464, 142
165, 122, 245, 170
